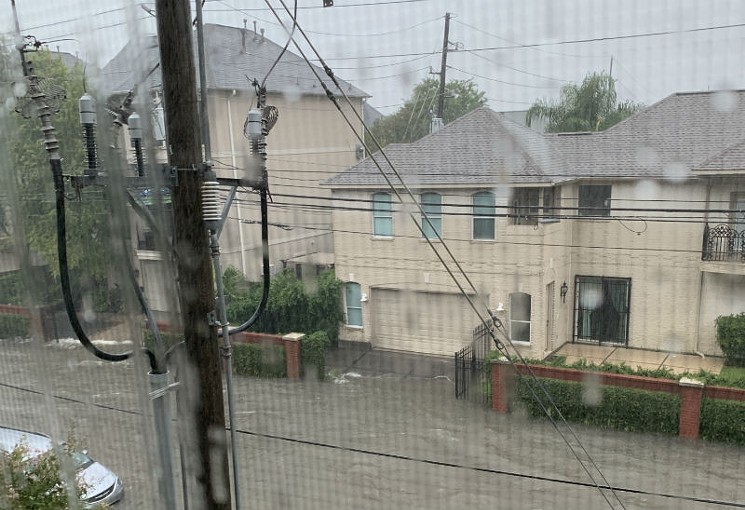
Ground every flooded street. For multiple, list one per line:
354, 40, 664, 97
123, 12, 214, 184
1, 338, 744, 509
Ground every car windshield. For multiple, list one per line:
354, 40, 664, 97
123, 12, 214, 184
70, 451, 93, 470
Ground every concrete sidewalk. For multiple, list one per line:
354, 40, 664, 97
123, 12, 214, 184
554, 342, 726, 374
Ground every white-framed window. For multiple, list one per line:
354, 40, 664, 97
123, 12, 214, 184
472, 191, 496, 240
578, 184, 612, 217
372, 192, 392, 237
509, 292, 531, 343
421, 192, 442, 239
345, 282, 363, 327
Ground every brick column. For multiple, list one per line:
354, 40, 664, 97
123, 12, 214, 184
283, 333, 305, 380
678, 377, 705, 439
491, 359, 511, 413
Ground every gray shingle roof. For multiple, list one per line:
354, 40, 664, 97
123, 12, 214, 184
324, 107, 562, 188
326, 90, 745, 187
695, 139, 745, 172
550, 90, 745, 180
100, 24, 367, 98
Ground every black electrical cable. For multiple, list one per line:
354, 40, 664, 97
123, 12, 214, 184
222, 186, 270, 335
52, 161, 131, 363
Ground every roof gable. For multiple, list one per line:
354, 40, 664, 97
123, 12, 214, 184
325, 107, 562, 188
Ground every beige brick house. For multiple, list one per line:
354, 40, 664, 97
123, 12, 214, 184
324, 91, 745, 359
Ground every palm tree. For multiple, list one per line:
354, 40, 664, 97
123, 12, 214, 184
526, 72, 641, 133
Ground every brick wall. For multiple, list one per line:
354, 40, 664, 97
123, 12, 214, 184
490, 360, 744, 440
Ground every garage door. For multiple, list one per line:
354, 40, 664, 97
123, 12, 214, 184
371, 289, 483, 356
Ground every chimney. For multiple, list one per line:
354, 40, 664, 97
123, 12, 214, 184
260, 28, 265, 43
253, 20, 258, 41
241, 19, 247, 53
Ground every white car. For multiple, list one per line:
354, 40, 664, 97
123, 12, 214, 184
0, 426, 124, 508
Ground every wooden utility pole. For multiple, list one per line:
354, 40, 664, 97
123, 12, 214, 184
154, 2, 230, 509
436, 12, 451, 120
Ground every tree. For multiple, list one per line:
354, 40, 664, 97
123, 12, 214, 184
526, 71, 642, 133
1, 443, 84, 509
369, 77, 486, 148
4, 49, 116, 310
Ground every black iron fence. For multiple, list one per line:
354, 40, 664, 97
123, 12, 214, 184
702, 223, 745, 262
454, 322, 494, 404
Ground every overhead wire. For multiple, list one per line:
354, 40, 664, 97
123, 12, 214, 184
261, 3, 633, 506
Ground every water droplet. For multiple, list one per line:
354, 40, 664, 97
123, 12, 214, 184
711, 90, 738, 113
580, 287, 603, 310
582, 373, 602, 407
13, 82, 27, 98
663, 162, 688, 182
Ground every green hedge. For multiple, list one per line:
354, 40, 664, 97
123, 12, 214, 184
716, 313, 745, 366
301, 331, 330, 381
700, 398, 745, 445
233, 343, 287, 378
0, 315, 30, 339
515, 378, 681, 435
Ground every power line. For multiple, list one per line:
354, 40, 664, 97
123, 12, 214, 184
1, 379, 742, 508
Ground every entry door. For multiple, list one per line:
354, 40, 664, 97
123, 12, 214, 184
545, 282, 555, 351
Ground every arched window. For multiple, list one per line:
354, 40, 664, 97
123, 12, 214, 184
345, 282, 363, 327
509, 292, 531, 343
421, 192, 442, 239
372, 192, 392, 237
472, 191, 495, 240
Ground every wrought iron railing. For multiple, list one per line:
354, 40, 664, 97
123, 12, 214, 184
702, 223, 745, 262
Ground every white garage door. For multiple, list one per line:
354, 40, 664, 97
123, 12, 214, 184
371, 289, 483, 356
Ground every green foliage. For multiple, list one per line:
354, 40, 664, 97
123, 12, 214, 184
233, 342, 287, 378
301, 331, 331, 381
516, 378, 680, 435
526, 71, 642, 133
225, 268, 343, 346
700, 398, 745, 445
0, 272, 23, 305
6, 51, 115, 312
716, 313, 745, 366
369, 78, 487, 148
0, 315, 30, 339
0, 442, 84, 509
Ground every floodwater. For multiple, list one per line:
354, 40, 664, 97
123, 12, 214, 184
1, 338, 744, 509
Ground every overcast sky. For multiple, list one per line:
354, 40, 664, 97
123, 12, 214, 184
4, 0, 745, 115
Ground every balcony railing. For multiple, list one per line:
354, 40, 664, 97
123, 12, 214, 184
702, 223, 745, 262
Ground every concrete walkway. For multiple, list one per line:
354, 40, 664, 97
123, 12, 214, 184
554, 342, 725, 375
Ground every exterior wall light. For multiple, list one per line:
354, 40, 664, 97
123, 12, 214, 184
560, 281, 569, 303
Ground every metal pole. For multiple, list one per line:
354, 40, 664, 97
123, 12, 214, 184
149, 371, 177, 510
436, 12, 451, 119
211, 231, 242, 510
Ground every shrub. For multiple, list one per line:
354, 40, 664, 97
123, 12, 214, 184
716, 313, 745, 366
0, 315, 30, 339
515, 377, 680, 435
224, 268, 343, 348
301, 331, 330, 381
1, 442, 85, 509
233, 343, 286, 378
700, 398, 745, 445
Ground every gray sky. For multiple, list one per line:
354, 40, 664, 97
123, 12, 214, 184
4, 0, 745, 115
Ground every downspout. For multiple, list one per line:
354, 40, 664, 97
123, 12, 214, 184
226, 90, 248, 275
693, 177, 713, 358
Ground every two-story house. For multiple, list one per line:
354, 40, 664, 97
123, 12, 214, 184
324, 91, 745, 359
101, 23, 368, 318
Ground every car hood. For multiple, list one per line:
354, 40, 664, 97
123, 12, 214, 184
79, 461, 118, 500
